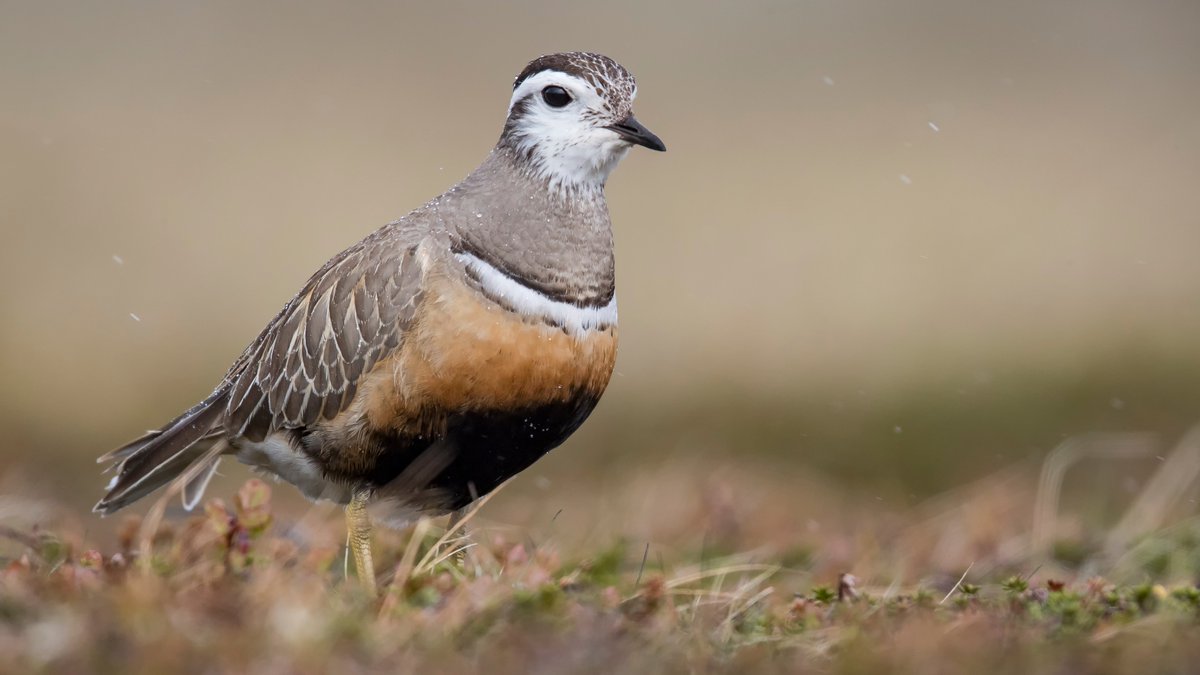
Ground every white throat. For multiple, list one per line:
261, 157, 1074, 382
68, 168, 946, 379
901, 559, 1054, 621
505, 71, 635, 194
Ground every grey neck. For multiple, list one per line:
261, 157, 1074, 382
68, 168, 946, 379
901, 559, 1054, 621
432, 145, 616, 308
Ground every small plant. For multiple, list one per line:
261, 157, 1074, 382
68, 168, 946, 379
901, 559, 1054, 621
1001, 575, 1029, 595
810, 585, 838, 604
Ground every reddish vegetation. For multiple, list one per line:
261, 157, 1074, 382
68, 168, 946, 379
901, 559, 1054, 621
2, 479, 1199, 674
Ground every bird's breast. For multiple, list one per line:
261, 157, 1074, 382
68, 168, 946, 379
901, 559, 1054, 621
360, 270, 617, 435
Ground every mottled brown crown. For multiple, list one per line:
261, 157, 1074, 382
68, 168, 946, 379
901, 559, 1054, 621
513, 52, 636, 102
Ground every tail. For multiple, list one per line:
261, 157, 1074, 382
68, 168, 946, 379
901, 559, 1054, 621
94, 391, 230, 515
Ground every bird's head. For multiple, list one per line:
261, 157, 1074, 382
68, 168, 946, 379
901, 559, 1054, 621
500, 52, 665, 193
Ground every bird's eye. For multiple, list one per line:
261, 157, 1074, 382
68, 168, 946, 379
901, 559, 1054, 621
541, 86, 572, 108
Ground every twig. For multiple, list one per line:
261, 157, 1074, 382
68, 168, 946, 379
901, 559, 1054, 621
0, 526, 43, 554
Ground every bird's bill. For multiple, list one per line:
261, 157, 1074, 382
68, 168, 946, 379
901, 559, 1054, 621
606, 115, 666, 152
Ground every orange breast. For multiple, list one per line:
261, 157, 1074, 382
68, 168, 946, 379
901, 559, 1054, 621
360, 271, 618, 433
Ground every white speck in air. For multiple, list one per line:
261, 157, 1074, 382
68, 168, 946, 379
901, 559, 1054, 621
1110, 397, 1125, 410
899, 174, 912, 185
112, 254, 124, 265
893, 426, 903, 434
822, 75, 835, 86
129, 313, 142, 322
928, 122, 940, 132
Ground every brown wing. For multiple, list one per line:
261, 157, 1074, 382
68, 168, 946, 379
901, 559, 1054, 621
223, 230, 424, 441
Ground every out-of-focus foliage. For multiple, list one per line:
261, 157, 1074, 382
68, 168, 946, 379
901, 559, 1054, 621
2, 480, 1200, 675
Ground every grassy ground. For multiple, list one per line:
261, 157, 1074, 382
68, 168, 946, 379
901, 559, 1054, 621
3, 478, 1200, 674
5, 360, 1200, 673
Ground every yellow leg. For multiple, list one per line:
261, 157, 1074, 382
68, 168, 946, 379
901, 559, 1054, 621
345, 490, 376, 593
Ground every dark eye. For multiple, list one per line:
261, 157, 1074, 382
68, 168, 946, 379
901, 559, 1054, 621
541, 85, 572, 108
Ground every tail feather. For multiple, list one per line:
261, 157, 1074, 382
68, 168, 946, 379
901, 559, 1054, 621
97, 430, 163, 467
96, 397, 222, 465
181, 452, 223, 511
94, 392, 229, 515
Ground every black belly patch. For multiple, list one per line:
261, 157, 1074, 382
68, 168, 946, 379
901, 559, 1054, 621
311, 395, 601, 512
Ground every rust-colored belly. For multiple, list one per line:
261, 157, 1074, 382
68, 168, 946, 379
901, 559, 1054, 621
307, 271, 617, 508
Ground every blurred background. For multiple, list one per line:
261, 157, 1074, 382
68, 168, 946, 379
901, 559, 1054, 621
3, 0, 1200, 581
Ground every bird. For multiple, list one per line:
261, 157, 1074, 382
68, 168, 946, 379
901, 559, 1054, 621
93, 52, 665, 591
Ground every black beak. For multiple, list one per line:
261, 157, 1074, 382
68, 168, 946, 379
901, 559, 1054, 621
606, 114, 666, 152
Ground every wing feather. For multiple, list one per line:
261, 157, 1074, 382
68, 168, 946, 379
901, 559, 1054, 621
222, 231, 425, 441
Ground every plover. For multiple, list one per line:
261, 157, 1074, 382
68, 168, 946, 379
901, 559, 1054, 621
94, 52, 664, 590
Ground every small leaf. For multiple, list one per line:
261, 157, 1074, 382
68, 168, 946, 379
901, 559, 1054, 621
205, 499, 233, 539
235, 480, 273, 533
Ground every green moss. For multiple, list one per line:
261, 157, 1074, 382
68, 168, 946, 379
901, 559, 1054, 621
576, 540, 627, 587
513, 583, 566, 615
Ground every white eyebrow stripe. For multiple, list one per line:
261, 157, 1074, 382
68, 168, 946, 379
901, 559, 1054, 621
509, 71, 587, 113
455, 251, 616, 335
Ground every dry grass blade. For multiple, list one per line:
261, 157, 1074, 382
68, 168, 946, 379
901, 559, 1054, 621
395, 517, 433, 584
1031, 433, 1155, 553
723, 567, 780, 609
941, 562, 975, 605
1106, 424, 1200, 555
413, 479, 509, 576
664, 563, 780, 591
665, 589, 744, 600
721, 585, 776, 641
716, 566, 780, 642
422, 540, 478, 577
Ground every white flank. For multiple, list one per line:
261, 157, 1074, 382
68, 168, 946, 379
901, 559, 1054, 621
235, 435, 353, 504
456, 251, 616, 334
